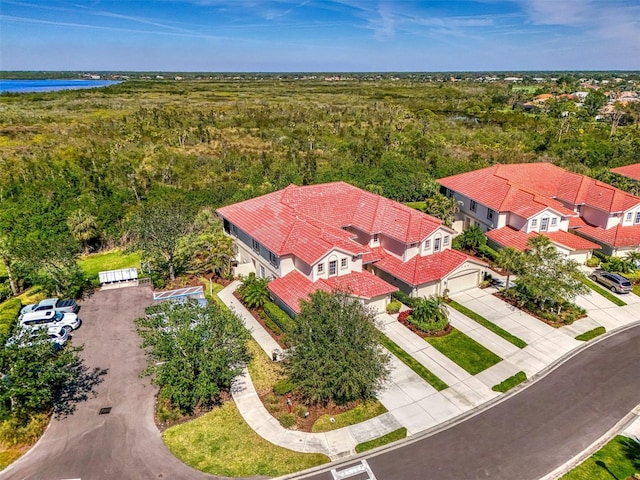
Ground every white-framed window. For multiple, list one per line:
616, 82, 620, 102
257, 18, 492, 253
329, 260, 338, 276
317, 263, 324, 274
373, 233, 379, 244
252, 239, 260, 252
626, 212, 633, 221
340, 258, 348, 269
531, 218, 538, 228
259, 265, 265, 278
551, 217, 557, 226
540, 216, 549, 231
443, 235, 450, 246
434, 236, 442, 253
636, 212, 640, 224
268, 251, 279, 267
487, 209, 495, 221
470, 200, 477, 212
424, 239, 431, 250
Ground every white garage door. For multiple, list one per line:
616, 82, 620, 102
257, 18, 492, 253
447, 271, 478, 293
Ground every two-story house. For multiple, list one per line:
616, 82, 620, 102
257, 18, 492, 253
217, 182, 486, 315
438, 163, 640, 260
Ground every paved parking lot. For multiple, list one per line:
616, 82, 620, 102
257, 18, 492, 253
1, 286, 220, 480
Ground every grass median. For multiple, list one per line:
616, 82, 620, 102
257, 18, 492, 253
575, 326, 606, 341
355, 427, 407, 453
447, 300, 527, 348
425, 329, 502, 375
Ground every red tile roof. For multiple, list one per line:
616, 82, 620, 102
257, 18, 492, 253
611, 163, 640, 183
486, 227, 532, 252
217, 182, 446, 265
574, 223, 640, 248
268, 270, 396, 314
373, 248, 486, 287
438, 163, 640, 216
487, 226, 600, 252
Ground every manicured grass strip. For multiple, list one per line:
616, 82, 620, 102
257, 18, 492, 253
379, 334, 448, 391
77, 249, 141, 280
581, 277, 627, 307
163, 402, 329, 477
492, 371, 527, 393
559, 435, 640, 480
425, 329, 502, 375
448, 300, 527, 348
355, 427, 408, 453
312, 401, 387, 433
575, 326, 606, 342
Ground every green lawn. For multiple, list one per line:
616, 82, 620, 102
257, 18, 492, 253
581, 278, 627, 306
77, 249, 141, 280
492, 371, 527, 393
355, 427, 407, 453
163, 402, 329, 477
560, 435, 639, 480
404, 201, 426, 211
312, 401, 387, 432
379, 334, 448, 391
448, 300, 527, 348
425, 329, 502, 375
575, 326, 606, 342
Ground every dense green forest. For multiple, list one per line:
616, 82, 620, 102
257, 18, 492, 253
0, 76, 639, 297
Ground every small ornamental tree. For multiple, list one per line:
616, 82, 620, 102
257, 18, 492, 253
285, 290, 390, 405
407, 296, 449, 334
237, 273, 271, 309
136, 300, 250, 415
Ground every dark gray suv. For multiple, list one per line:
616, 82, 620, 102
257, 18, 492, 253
590, 270, 632, 293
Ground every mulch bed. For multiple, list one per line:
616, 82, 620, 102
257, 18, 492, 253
232, 291, 287, 349
493, 291, 586, 328
397, 310, 453, 338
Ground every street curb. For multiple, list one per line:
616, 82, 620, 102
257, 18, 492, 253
274, 319, 640, 480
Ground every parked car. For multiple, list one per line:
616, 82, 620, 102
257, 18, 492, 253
20, 297, 79, 317
6, 325, 69, 350
19, 310, 82, 333
590, 270, 632, 293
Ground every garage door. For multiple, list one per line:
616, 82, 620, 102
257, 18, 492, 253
447, 271, 478, 293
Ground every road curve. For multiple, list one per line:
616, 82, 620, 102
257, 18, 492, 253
299, 323, 640, 480
0, 287, 224, 480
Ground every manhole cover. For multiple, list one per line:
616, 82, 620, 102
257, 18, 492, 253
99, 407, 112, 415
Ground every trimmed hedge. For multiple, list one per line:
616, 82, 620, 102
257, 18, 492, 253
391, 291, 421, 308
263, 302, 297, 333
478, 244, 498, 262
386, 300, 401, 314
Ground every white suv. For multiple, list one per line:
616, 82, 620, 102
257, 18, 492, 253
19, 310, 81, 333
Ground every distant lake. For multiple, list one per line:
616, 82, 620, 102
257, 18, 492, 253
0, 79, 122, 93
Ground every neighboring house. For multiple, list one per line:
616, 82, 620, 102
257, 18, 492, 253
611, 163, 640, 183
216, 182, 486, 315
438, 162, 640, 259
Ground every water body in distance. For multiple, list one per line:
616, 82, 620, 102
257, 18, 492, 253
0, 79, 121, 93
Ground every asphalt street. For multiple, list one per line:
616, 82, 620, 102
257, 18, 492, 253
300, 323, 640, 480
0, 286, 226, 480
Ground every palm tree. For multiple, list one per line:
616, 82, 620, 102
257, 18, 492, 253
408, 296, 449, 333
66, 209, 99, 253
495, 247, 525, 290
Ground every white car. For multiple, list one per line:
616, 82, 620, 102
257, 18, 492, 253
19, 310, 81, 334
6, 325, 69, 349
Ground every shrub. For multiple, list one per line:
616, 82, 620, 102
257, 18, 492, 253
478, 244, 498, 262
273, 379, 295, 396
262, 316, 283, 336
397, 310, 412, 323
406, 296, 450, 334
0, 298, 22, 337
386, 300, 401, 314
586, 256, 600, 267
0, 413, 49, 447
263, 302, 297, 333
294, 404, 308, 418
264, 395, 281, 414
392, 290, 421, 308
278, 413, 296, 428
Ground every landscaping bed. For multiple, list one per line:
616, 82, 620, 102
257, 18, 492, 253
397, 309, 453, 338
233, 291, 288, 349
495, 291, 586, 327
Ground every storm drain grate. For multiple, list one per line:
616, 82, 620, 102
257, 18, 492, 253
99, 407, 112, 415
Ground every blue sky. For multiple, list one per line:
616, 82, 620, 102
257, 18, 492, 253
1, 0, 639, 71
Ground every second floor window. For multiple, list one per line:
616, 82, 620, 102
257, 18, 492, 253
470, 200, 477, 212
626, 212, 633, 221
317, 263, 324, 274
329, 260, 337, 276
434, 237, 441, 253
373, 233, 379, 243
424, 239, 431, 250
269, 251, 278, 267
636, 212, 640, 224
443, 235, 450, 246
341, 258, 348, 269
540, 217, 549, 231
551, 217, 557, 226
252, 239, 260, 252
531, 219, 538, 228
487, 209, 495, 221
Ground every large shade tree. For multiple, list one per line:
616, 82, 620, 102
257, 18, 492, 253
136, 300, 250, 414
285, 290, 390, 405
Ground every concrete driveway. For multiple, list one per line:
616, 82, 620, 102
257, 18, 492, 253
1, 286, 222, 480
